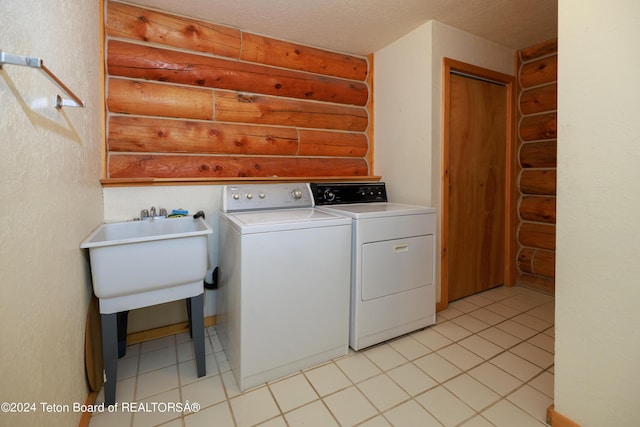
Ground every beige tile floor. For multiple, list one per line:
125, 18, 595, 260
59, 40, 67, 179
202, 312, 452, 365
89, 286, 554, 427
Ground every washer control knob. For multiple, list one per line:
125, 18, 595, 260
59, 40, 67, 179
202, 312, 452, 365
246, 193, 253, 199
232, 193, 240, 200
291, 189, 303, 199
259, 192, 266, 199
324, 190, 336, 202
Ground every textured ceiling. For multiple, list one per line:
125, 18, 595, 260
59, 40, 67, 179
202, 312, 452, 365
125, 0, 557, 55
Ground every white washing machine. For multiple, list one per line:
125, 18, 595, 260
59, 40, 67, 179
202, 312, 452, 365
311, 182, 437, 350
217, 183, 351, 391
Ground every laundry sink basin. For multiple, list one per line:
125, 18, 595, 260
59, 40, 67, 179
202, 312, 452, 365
80, 217, 212, 313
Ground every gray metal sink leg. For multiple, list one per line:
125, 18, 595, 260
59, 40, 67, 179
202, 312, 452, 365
101, 313, 118, 407
190, 293, 206, 377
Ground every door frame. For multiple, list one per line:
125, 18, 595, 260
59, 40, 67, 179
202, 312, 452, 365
438, 58, 517, 311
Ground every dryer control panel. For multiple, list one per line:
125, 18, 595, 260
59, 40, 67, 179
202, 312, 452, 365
311, 183, 388, 205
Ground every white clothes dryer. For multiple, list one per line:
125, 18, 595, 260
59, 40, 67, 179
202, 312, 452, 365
311, 182, 437, 350
217, 183, 351, 391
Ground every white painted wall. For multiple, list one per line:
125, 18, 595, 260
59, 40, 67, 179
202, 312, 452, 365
0, 1, 103, 425
374, 20, 514, 303
555, 0, 640, 425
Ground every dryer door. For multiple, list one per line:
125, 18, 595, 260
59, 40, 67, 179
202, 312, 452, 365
361, 234, 434, 301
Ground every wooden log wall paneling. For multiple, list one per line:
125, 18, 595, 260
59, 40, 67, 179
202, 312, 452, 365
516, 38, 558, 294
104, 1, 371, 181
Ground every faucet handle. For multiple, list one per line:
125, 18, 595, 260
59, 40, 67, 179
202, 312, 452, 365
141, 209, 150, 219
159, 208, 167, 217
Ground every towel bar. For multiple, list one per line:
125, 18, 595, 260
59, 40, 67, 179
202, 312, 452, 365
0, 49, 85, 109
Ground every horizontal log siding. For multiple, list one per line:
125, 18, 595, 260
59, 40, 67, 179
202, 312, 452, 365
109, 155, 368, 179
104, 1, 370, 180
516, 39, 558, 294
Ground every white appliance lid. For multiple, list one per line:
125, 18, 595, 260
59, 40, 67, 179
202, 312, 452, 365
222, 208, 350, 233
318, 202, 435, 219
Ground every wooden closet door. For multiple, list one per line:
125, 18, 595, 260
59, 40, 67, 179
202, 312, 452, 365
448, 73, 506, 301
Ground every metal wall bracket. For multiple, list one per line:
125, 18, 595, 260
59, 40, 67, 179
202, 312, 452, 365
0, 49, 86, 109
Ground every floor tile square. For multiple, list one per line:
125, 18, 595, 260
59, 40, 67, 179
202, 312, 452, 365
140, 335, 175, 353
467, 307, 507, 326
229, 387, 280, 427
448, 299, 480, 313
485, 302, 521, 318
451, 314, 490, 333
482, 400, 546, 427
304, 362, 351, 396
512, 312, 553, 332
437, 343, 483, 371
138, 346, 177, 374
443, 373, 500, 411
383, 399, 442, 426
490, 352, 543, 382
269, 373, 318, 412
431, 321, 473, 342
527, 302, 555, 323
387, 363, 438, 396
177, 338, 214, 363
135, 364, 179, 400
184, 401, 234, 427
285, 400, 338, 427
415, 385, 475, 426
411, 327, 453, 351
178, 353, 218, 385
358, 374, 410, 411
477, 327, 521, 349
324, 386, 378, 426
462, 293, 495, 307
495, 320, 538, 340
507, 384, 553, 423
413, 353, 462, 383
528, 371, 554, 398
336, 352, 382, 384
358, 415, 393, 426
500, 294, 539, 312
181, 375, 226, 410
459, 334, 503, 360
364, 344, 407, 371
510, 341, 554, 368
467, 362, 522, 396
117, 354, 139, 380
527, 333, 555, 354
221, 370, 241, 399
459, 415, 495, 426
437, 306, 465, 320
257, 416, 287, 427
388, 335, 431, 360
479, 288, 512, 302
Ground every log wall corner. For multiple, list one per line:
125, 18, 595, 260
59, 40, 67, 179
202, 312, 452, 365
516, 38, 558, 295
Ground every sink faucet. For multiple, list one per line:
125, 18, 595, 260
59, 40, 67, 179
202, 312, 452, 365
140, 207, 167, 220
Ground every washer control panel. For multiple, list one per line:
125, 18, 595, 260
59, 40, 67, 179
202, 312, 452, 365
222, 183, 313, 212
311, 183, 388, 205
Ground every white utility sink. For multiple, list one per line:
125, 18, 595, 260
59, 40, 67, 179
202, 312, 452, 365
81, 217, 213, 314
